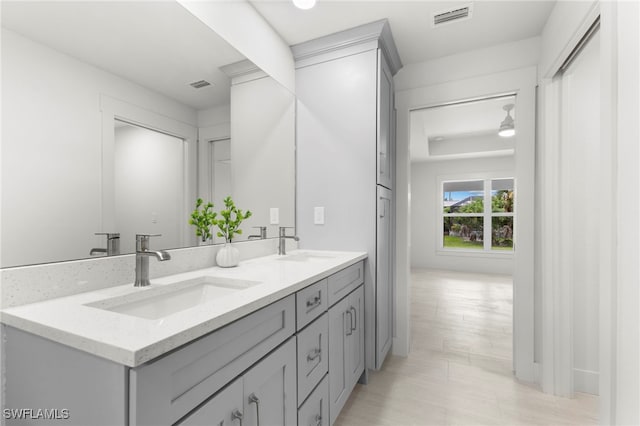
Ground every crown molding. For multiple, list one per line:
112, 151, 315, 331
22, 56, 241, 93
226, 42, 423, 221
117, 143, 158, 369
291, 19, 402, 75
221, 59, 268, 84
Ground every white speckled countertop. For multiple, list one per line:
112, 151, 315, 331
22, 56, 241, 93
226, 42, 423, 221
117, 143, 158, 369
0, 250, 367, 367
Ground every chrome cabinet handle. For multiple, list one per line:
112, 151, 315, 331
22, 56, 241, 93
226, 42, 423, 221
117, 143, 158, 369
306, 295, 321, 309
231, 409, 243, 426
249, 394, 260, 426
345, 310, 353, 336
307, 347, 321, 362
350, 306, 357, 331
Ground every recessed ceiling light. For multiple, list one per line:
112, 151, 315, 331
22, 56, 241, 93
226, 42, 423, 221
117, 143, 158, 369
293, 0, 316, 10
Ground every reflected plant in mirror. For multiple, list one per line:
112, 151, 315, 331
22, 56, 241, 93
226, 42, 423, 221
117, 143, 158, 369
214, 197, 252, 243
189, 198, 217, 243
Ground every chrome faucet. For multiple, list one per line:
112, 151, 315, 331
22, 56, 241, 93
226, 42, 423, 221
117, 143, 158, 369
248, 226, 267, 240
135, 234, 171, 287
278, 227, 299, 255
90, 232, 120, 256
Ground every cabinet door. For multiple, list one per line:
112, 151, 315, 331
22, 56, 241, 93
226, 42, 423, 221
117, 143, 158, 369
178, 379, 243, 426
243, 338, 297, 426
328, 296, 351, 425
376, 186, 393, 369
297, 313, 329, 404
298, 375, 329, 426
377, 51, 394, 189
347, 285, 365, 385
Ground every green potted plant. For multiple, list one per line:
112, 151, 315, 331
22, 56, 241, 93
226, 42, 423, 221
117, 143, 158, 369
189, 198, 217, 244
214, 196, 252, 267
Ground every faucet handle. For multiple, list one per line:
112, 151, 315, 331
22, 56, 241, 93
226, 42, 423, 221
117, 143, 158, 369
136, 233, 162, 240
95, 232, 120, 239
136, 234, 162, 251
254, 226, 267, 238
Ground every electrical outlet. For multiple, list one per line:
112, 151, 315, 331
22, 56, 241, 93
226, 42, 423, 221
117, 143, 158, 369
314, 207, 325, 225
270, 207, 279, 225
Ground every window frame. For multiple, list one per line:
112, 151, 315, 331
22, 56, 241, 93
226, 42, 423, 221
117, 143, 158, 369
438, 173, 515, 255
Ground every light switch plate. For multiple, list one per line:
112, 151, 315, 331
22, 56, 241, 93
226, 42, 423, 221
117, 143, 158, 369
314, 207, 325, 225
270, 207, 279, 225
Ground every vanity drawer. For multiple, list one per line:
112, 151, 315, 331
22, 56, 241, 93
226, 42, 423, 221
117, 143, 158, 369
297, 312, 329, 404
298, 374, 329, 426
296, 278, 328, 330
178, 378, 243, 426
130, 295, 295, 426
327, 261, 364, 307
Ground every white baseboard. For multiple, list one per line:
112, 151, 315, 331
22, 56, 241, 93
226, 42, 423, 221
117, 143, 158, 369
574, 368, 599, 395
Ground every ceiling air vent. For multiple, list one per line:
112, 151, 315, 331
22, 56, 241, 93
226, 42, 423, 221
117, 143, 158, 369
189, 80, 211, 89
432, 4, 472, 27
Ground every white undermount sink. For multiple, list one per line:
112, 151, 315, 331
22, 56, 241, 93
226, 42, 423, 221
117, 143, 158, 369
86, 276, 260, 320
276, 252, 338, 263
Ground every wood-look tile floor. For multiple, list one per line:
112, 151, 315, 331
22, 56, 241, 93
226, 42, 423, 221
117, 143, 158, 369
334, 269, 599, 426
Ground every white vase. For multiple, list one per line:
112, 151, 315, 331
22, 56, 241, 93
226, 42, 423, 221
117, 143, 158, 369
216, 243, 239, 268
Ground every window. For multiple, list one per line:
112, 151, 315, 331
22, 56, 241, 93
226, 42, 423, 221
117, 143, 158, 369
441, 178, 514, 252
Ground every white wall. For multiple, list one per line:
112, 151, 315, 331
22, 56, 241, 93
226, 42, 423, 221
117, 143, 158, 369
231, 75, 296, 240
396, 36, 541, 91
0, 29, 197, 267
198, 105, 231, 131
608, 1, 640, 423
411, 156, 515, 274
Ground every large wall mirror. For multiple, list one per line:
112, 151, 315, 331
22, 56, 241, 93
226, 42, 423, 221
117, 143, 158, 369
1, 1, 296, 268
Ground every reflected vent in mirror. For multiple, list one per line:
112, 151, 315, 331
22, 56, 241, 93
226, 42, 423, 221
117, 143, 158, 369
432, 4, 472, 27
189, 80, 212, 89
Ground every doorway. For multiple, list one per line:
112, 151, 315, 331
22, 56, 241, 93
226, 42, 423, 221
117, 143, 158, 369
113, 120, 187, 253
408, 95, 517, 371
394, 67, 537, 383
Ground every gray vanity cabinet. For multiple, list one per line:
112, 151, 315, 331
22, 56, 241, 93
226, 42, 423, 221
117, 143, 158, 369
130, 296, 295, 425
3, 261, 366, 426
328, 285, 364, 425
179, 338, 297, 426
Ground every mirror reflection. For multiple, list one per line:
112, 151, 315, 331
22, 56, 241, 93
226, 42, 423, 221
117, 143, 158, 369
1, 1, 296, 268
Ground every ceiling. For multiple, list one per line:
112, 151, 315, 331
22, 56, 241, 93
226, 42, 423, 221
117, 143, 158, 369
410, 95, 516, 162
2, 0, 555, 124
1, 1, 246, 110
250, 0, 556, 65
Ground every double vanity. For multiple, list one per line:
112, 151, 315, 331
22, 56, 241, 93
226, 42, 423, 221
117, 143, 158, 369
2, 249, 367, 425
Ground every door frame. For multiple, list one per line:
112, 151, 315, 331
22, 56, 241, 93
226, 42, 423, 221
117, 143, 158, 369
394, 66, 538, 382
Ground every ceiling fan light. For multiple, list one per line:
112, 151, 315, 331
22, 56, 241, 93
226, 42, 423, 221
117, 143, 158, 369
292, 0, 316, 10
498, 104, 516, 138
498, 126, 516, 138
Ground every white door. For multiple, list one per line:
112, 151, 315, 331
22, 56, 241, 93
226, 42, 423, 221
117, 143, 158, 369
558, 27, 601, 396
